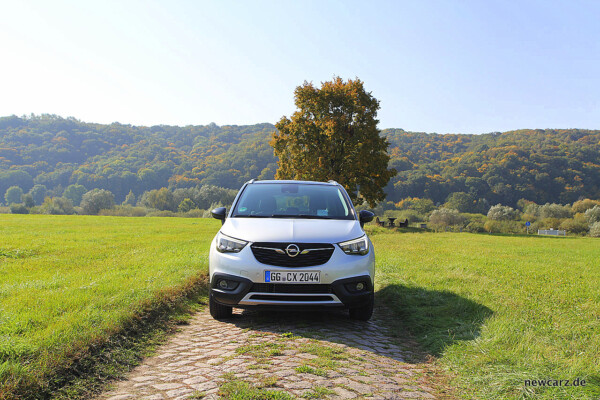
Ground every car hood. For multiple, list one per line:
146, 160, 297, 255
220, 218, 365, 243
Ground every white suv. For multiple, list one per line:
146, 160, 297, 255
208, 180, 375, 320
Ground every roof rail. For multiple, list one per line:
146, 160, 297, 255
327, 180, 338, 185
246, 179, 256, 184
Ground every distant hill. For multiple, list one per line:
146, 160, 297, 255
1, 115, 599, 208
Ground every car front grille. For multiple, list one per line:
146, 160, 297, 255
250, 283, 332, 294
250, 242, 335, 267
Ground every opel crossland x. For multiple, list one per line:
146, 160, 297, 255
208, 180, 375, 320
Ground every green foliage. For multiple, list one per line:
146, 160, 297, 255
63, 184, 86, 206
0, 170, 33, 199
172, 185, 236, 210
572, 198, 600, 213
122, 190, 136, 206
585, 205, 600, 224
80, 189, 115, 215
539, 203, 572, 219
272, 77, 396, 207
39, 197, 75, 215
429, 208, 465, 230
21, 193, 35, 208
0, 115, 276, 204
395, 197, 436, 214
487, 204, 518, 221
9, 203, 28, 214
483, 219, 524, 234
140, 187, 176, 211
444, 191, 477, 213
177, 198, 195, 213
383, 208, 424, 223
2, 115, 600, 211
589, 222, 600, 237
385, 128, 600, 208
4, 186, 23, 205
559, 217, 589, 235
28, 184, 47, 206
98, 205, 147, 217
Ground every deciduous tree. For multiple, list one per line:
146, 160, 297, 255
81, 189, 115, 215
63, 184, 87, 206
4, 186, 23, 205
272, 77, 396, 207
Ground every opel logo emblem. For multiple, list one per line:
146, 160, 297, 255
285, 244, 300, 257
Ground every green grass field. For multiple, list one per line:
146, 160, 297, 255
370, 228, 600, 399
1, 216, 599, 399
0, 215, 220, 399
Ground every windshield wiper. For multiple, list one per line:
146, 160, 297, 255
270, 214, 333, 219
233, 215, 270, 218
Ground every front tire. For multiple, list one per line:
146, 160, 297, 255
349, 293, 374, 321
209, 292, 233, 320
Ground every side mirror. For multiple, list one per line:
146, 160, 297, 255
211, 207, 227, 224
359, 210, 374, 227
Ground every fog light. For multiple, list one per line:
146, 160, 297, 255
356, 282, 365, 291
219, 280, 229, 289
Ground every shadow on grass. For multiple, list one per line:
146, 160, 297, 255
223, 284, 491, 364
377, 284, 493, 358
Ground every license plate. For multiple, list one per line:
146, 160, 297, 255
264, 270, 320, 283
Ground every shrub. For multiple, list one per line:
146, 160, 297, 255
465, 220, 485, 233
182, 209, 205, 218
177, 198, 196, 213
29, 184, 48, 205
584, 206, 600, 224
572, 199, 600, 213
40, 197, 75, 215
81, 189, 115, 215
10, 203, 29, 214
444, 192, 476, 213
487, 204, 518, 221
146, 210, 176, 217
4, 186, 24, 205
539, 217, 561, 230
63, 184, 87, 206
395, 197, 435, 214
539, 203, 572, 219
484, 220, 524, 234
139, 188, 176, 211
122, 190, 136, 206
589, 222, 600, 238
99, 205, 148, 217
429, 208, 466, 231
559, 218, 589, 235
21, 193, 35, 208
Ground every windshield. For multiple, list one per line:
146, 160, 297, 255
231, 183, 355, 220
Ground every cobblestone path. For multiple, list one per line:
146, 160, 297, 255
97, 307, 436, 400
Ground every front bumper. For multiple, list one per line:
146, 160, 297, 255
210, 272, 373, 308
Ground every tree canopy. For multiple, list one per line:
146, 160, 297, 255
1, 114, 600, 211
271, 77, 396, 206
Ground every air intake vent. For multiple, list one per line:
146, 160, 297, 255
250, 283, 332, 294
251, 242, 334, 267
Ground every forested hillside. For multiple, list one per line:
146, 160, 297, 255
386, 128, 600, 208
1, 115, 599, 209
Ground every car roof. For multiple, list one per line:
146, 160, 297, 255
248, 179, 337, 186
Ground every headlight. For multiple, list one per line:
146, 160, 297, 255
338, 235, 369, 255
216, 232, 248, 253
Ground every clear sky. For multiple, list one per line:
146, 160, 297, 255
1, 0, 599, 134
